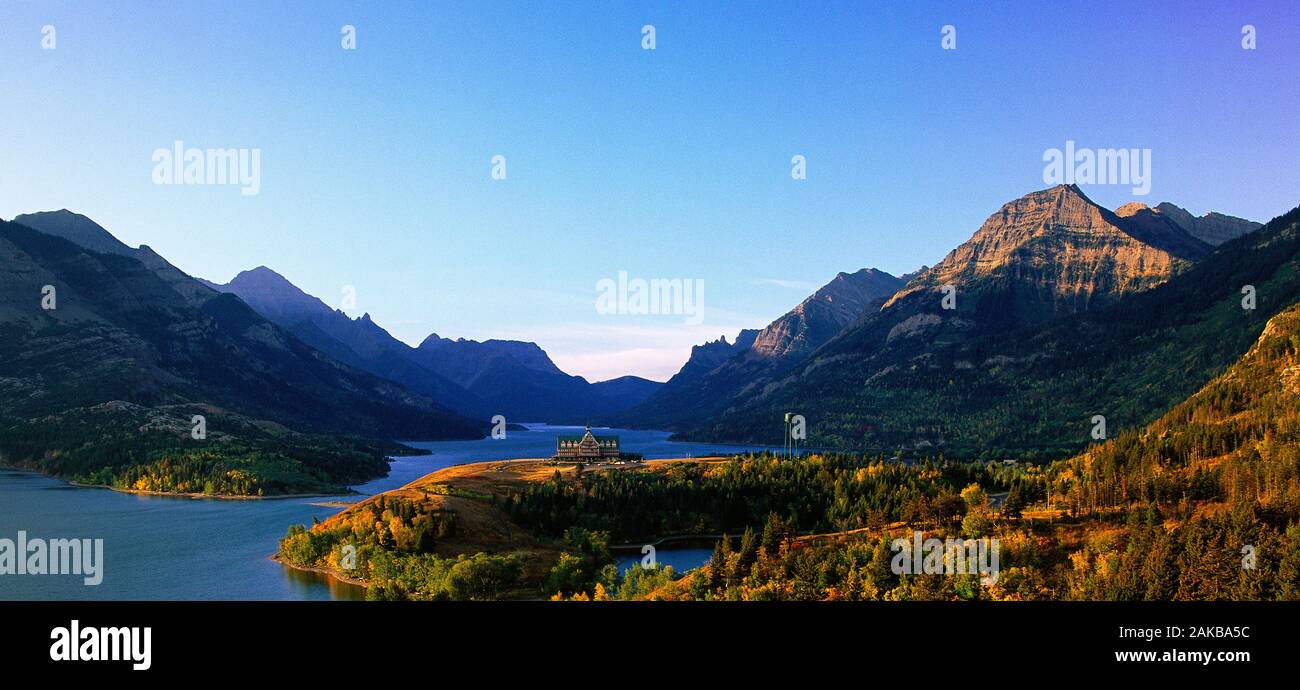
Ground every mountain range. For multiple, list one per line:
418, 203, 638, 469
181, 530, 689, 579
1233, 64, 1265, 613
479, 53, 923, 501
615, 267, 907, 430
628, 185, 1271, 459
0, 211, 498, 493
0, 186, 1277, 492
202, 267, 660, 424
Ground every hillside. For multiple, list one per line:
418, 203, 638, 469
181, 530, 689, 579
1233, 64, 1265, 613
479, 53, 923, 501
1061, 300, 1300, 514
414, 334, 636, 422
1153, 202, 1262, 246
589, 375, 662, 407
210, 266, 489, 417
211, 265, 645, 423
620, 268, 903, 430
0, 217, 484, 494
679, 189, 1285, 456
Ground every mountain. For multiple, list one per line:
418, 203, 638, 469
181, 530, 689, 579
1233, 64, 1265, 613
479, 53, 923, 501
413, 334, 634, 422
1062, 297, 1300, 512
750, 269, 905, 360
1151, 202, 1262, 246
212, 268, 646, 424
14, 210, 220, 307
619, 268, 904, 430
0, 217, 481, 439
672, 331, 761, 380
0, 216, 486, 492
879, 185, 1209, 327
676, 186, 1283, 455
13, 209, 135, 257
589, 376, 662, 407
208, 267, 488, 416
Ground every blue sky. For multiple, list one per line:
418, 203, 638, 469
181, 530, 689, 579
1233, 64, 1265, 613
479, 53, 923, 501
2, 1, 1298, 381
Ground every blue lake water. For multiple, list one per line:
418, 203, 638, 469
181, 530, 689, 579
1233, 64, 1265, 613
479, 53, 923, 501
0, 425, 769, 600
614, 547, 714, 575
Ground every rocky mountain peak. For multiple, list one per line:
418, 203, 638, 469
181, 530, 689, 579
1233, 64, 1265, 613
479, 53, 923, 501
1115, 201, 1151, 217
749, 268, 903, 360
883, 185, 1209, 316
1153, 202, 1261, 246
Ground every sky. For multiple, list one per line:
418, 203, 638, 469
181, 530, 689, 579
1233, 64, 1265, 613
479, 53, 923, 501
2, 1, 1298, 382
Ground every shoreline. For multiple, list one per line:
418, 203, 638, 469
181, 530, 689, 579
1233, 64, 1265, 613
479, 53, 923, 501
0, 466, 358, 501
270, 454, 741, 595
67, 479, 354, 501
270, 553, 370, 588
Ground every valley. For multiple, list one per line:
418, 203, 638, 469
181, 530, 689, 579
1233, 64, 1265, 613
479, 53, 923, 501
2, 188, 1296, 603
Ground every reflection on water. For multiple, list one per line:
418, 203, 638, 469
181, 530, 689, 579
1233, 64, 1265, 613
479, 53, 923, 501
282, 566, 366, 601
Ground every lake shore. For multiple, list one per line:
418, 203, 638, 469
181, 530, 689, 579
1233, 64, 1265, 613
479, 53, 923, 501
0, 461, 360, 501
67, 479, 354, 501
269, 553, 369, 588
273, 455, 733, 594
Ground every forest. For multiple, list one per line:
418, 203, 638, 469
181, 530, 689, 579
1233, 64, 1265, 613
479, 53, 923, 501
505, 452, 1041, 542
280, 295, 1300, 601
278, 495, 523, 600
0, 403, 395, 496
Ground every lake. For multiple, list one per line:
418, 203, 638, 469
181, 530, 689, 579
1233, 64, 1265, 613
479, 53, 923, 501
0, 425, 769, 600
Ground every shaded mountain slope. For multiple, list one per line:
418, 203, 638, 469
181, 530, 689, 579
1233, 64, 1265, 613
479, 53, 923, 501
210, 266, 489, 417
213, 267, 646, 424
0, 218, 483, 442
619, 269, 904, 430
413, 335, 630, 422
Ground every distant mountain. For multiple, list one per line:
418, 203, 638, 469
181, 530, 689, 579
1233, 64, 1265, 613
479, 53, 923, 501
682, 195, 1300, 456
0, 216, 486, 491
208, 267, 487, 417
413, 334, 634, 422
619, 268, 904, 430
590, 376, 662, 407
210, 267, 646, 424
13, 209, 135, 257
14, 210, 220, 307
1151, 202, 1262, 246
0, 217, 481, 439
672, 331, 761, 381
